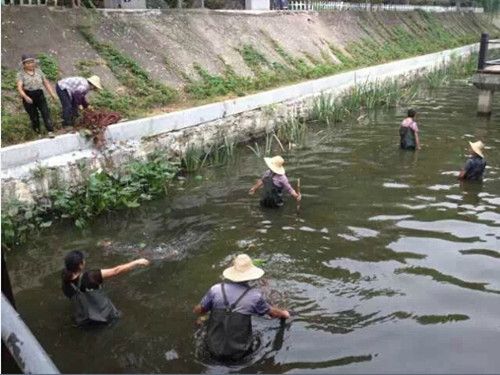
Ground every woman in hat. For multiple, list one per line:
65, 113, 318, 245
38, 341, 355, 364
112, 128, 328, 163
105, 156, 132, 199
248, 155, 301, 208
16, 54, 57, 138
458, 140, 487, 181
193, 254, 290, 361
55, 75, 103, 127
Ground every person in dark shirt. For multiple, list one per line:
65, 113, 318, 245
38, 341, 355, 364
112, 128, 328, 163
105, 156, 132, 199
61, 251, 149, 311
458, 141, 487, 182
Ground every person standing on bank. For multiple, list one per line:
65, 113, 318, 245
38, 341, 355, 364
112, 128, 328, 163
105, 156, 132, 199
55, 75, 103, 127
248, 156, 301, 208
193, 254, 290, 361
399, 109, 421, 151
458, 141, 487, 181
16, 54, 57, 138
61, 250, 150, 327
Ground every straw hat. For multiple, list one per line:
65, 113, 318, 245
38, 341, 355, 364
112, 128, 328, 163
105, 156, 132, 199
469, 141, 485, 158
264, 156, 285, 175
223, 254, 264, 282
87, 75, 103, 90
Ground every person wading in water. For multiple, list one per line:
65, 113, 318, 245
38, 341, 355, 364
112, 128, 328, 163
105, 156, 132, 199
399, 109, 421, 151
458, 140, 487, 182
248, 156, 301, 208
61, 250, 150, 327
193, 254, 290, 361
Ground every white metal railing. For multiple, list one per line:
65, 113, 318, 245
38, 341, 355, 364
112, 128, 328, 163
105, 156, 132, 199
287, 1, 484, 13
1, 294, 60, 374
2, 0, 55, 5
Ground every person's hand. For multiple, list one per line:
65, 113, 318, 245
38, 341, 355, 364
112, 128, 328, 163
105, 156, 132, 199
135, 258, 150, 267
78, 105, 84, 111
24, 97, 33, 104
50, 95, 57, 102
248, 188, 255, 195
282, 310, 290, 319
296, 193, 302, 202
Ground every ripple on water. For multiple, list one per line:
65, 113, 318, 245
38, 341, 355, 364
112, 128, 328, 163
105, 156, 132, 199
383, 182, 410, 189
396, 219, 500, 240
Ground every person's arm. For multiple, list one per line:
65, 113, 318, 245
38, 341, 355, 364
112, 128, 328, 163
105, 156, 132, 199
16, 79, 32, 104
415, 132, 421, 150
249, 179, 263, 195
281, 175, 301, 201
43, 78, 57, 100
73, 90, 89, 109
267, 306, 290, 319
458, 159, 472, 180
101, 258, 149, 279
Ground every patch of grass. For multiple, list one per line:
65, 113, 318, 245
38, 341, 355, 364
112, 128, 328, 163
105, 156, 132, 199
1, 67, 17, 90
180, 137, 236, 172
277, 114, 307, 149
78, 27, 176, 113
75, 59, 102, 78
37, 53, 59, 81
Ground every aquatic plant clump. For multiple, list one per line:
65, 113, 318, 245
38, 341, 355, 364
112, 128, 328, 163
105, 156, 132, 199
1, 155, 179, 248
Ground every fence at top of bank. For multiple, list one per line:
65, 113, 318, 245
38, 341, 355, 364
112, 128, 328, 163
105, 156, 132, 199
285, 1, 484, 12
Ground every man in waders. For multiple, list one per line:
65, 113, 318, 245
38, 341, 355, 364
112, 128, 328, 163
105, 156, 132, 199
458, 141, 487, 181
399, 109, 421, 151
248, 155, 301, 208
193, 254, 290, 361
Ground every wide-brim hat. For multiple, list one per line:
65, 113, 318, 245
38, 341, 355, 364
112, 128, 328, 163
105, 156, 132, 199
264, 156, 285, 175
469, 141, 484, 158
87, 75, 103, 90
223, 254, 264, 282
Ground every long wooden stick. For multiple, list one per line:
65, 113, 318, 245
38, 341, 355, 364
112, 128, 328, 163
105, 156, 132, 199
296, 178, 301, 213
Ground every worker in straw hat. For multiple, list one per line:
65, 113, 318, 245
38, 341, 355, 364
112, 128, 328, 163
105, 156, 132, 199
55, 75, 103, 128
458, 140, 487, 181
193, 254, 290, 361
249, 155, 301, 208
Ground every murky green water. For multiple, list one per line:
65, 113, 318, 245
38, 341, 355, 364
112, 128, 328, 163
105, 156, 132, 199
6, 81, 500, 373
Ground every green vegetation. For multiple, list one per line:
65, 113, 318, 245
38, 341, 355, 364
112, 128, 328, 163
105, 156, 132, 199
180, 137, 236, 172
1, 67, 17, 90
1, 155, 179, 248
37, 53, 59, 81
78, 27, 176, 114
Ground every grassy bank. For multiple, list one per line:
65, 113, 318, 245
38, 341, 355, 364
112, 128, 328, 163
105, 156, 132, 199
1, 10, 493, 146
1, 53, 478, 249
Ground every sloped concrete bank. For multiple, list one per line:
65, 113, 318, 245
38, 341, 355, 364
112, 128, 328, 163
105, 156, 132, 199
0, 43, 483, 205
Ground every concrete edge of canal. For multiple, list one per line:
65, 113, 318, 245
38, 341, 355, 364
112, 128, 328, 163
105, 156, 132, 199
0, 43, 494, 205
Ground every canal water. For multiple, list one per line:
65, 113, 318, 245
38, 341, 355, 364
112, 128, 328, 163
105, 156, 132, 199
6, 80, 500, 373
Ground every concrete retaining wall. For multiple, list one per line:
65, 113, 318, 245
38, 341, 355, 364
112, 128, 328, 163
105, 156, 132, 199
0, 44, 480, 205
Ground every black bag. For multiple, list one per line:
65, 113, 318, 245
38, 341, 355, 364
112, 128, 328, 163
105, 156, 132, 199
206, 283, 253, 360
70, 275, 120, 327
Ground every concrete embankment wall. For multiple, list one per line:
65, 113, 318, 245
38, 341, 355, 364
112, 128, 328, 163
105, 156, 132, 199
0, 44, 481, 205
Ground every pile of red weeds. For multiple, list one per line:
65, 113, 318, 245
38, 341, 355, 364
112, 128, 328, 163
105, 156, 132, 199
77, 110, 122, 148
